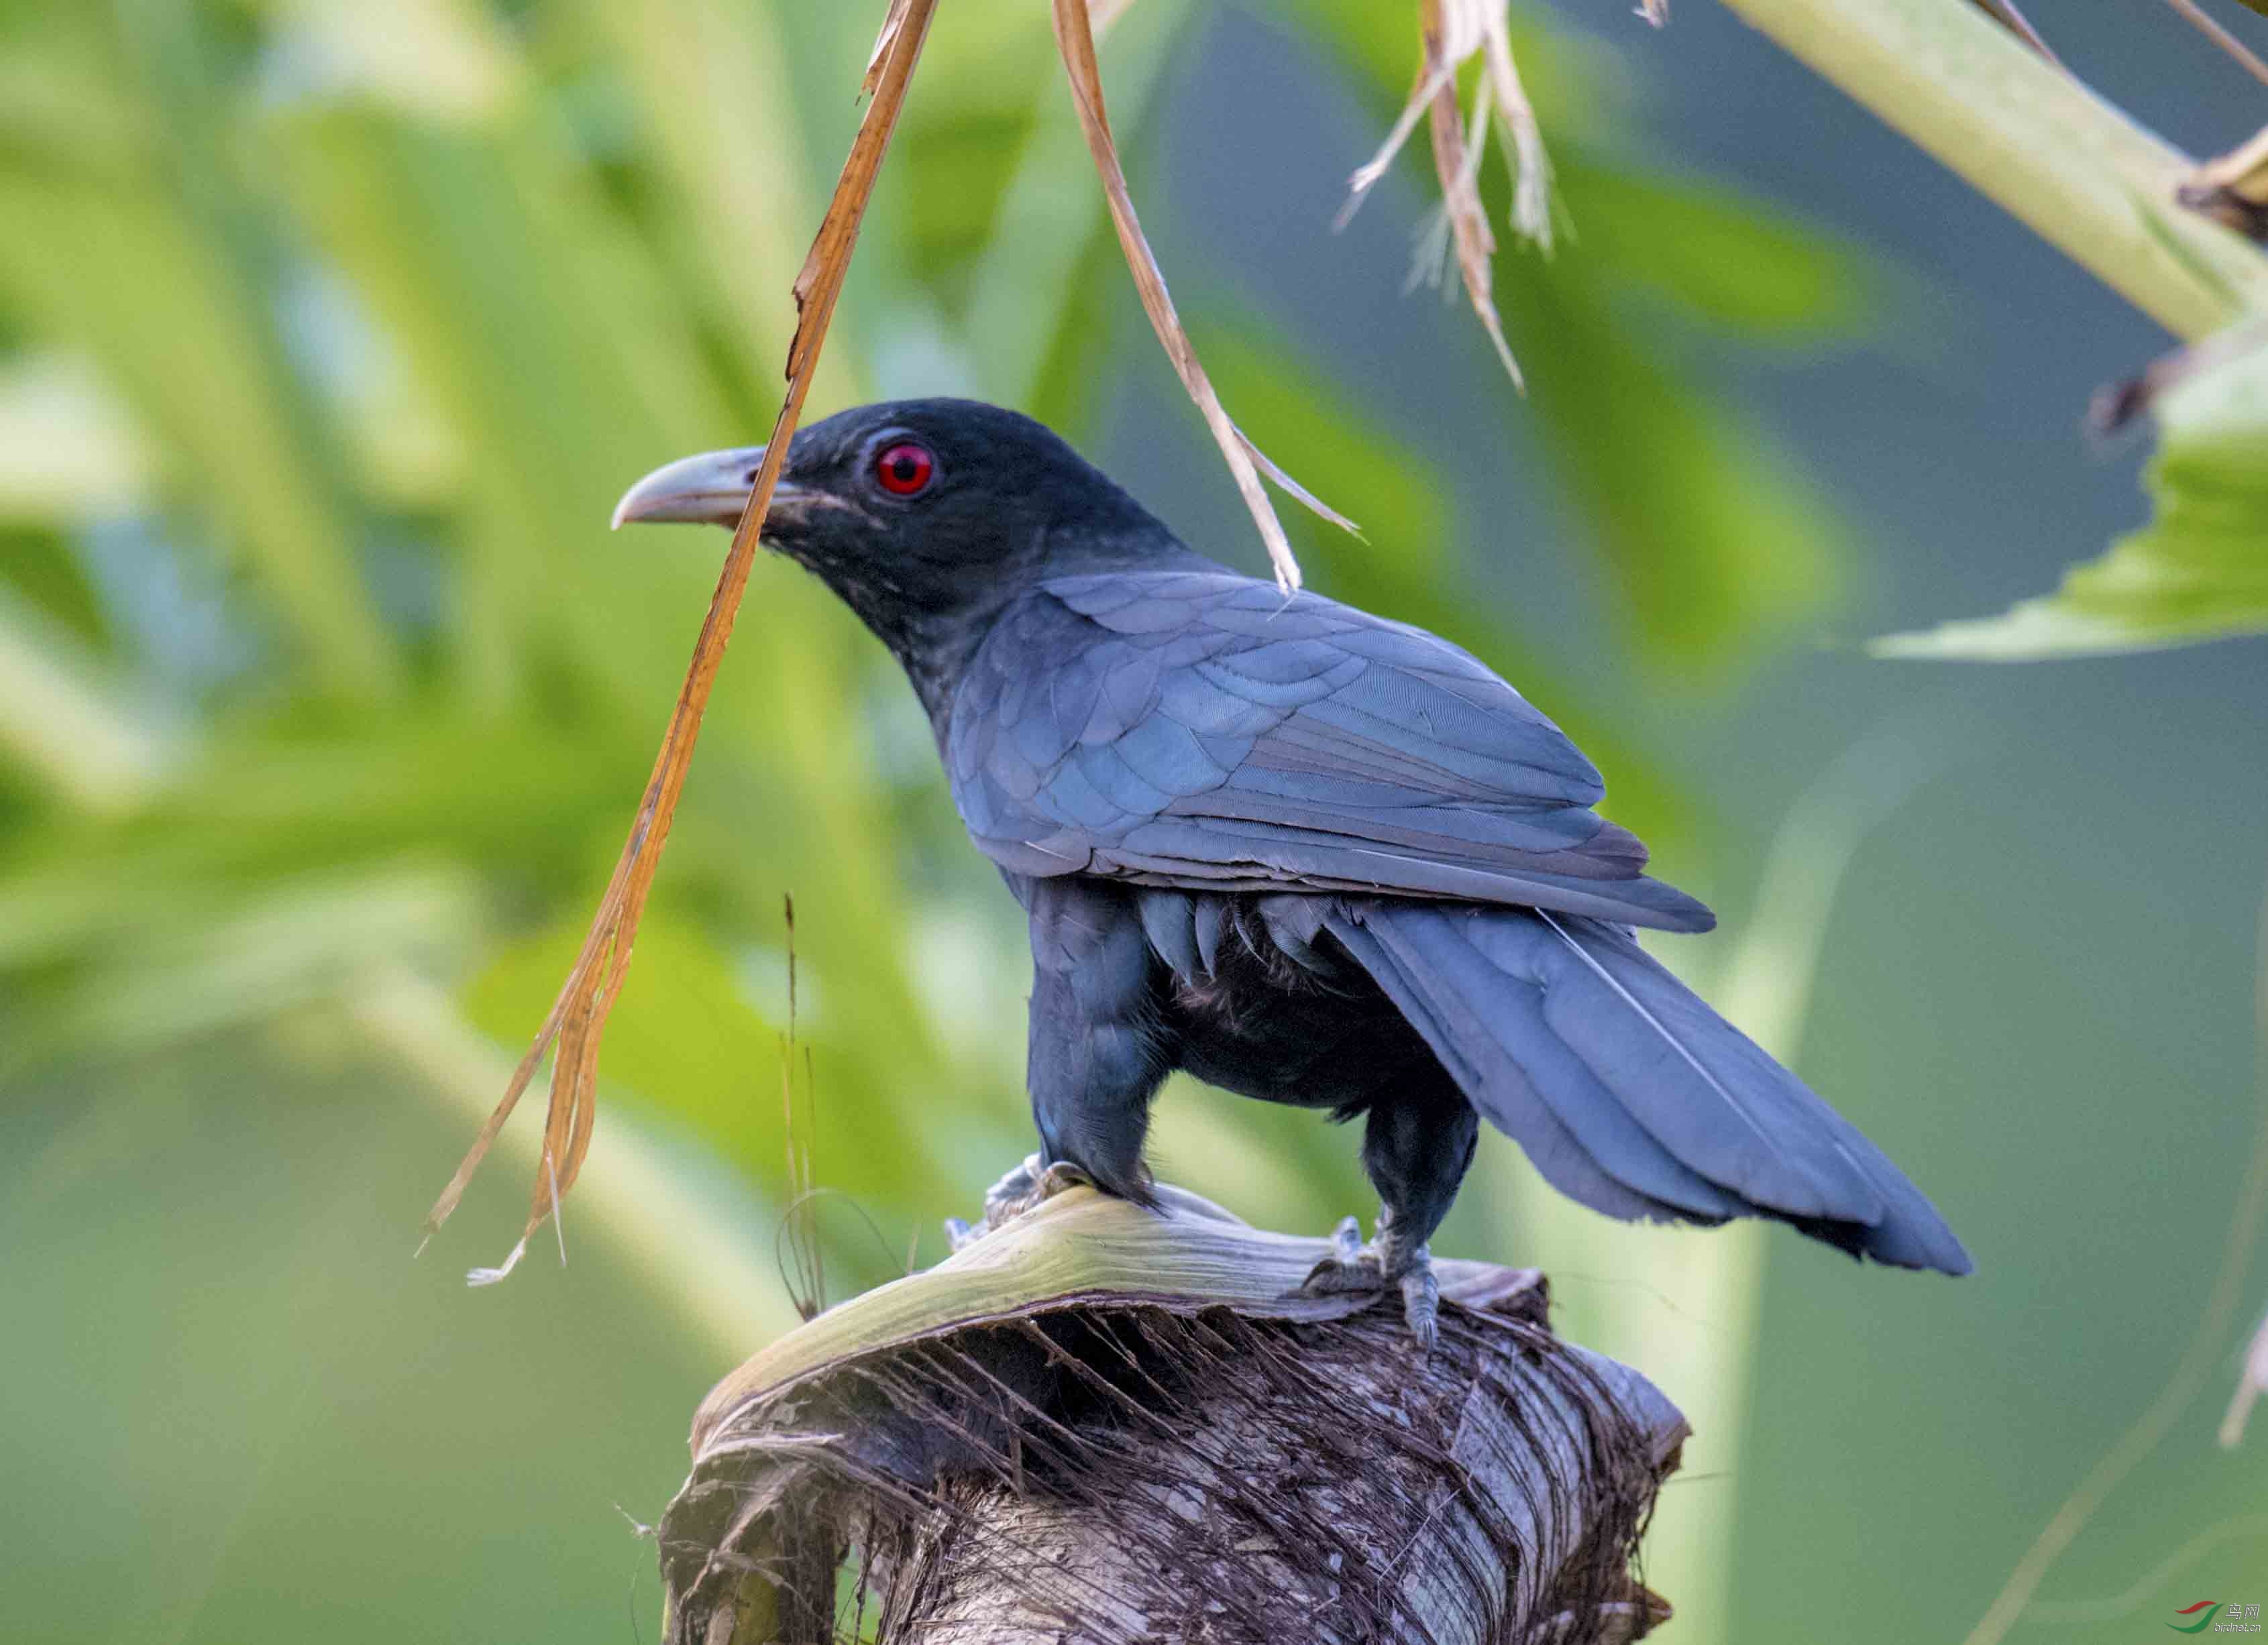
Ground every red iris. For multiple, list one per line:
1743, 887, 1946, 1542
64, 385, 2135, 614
874, 442, 935, 496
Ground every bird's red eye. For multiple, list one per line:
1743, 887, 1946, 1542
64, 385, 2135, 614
874, 442, 935, 496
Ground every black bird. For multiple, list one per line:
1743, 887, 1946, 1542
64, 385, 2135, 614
616, 399, 1971, 1338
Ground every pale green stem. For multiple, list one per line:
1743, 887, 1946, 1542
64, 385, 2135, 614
1716, 0, 2268, 339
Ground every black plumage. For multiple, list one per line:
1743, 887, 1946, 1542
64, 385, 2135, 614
615, 398, 1971, 1335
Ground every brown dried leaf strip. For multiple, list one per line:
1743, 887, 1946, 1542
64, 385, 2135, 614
425, 0, 945, 1282
2181, 123, 2268, 241
1342, 1, 1560, 391
863, 0, 916, 99
1050, 0, 1353, 590
1425, 1, 1523, 388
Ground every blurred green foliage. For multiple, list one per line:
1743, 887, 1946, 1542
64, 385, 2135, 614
1877, 327, 2268, 659
0, 0, 1853, 1264
8, 0, 2141, 1640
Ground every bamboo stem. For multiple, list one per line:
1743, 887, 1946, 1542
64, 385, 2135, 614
1715, 0, 2268, 338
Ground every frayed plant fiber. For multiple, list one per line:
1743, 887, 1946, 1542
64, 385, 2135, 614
660, 1287, 1681, 1644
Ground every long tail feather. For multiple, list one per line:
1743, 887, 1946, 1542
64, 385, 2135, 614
1326, 900, 1972, 1274
1327, 913, 1719, 1227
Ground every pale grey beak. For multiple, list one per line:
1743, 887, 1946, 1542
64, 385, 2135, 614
610, 446, 804, 530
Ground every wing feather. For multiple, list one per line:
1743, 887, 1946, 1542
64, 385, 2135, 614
947, 566, 1712, 931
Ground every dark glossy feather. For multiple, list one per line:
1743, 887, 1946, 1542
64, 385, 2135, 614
633, 398, 1969, 1294
947, 567, 1714, 931
1324, 899, 1972, 1273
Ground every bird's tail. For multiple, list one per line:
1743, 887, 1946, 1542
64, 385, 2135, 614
1323, 900, 1971, 1274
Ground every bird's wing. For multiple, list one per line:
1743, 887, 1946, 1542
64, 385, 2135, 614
947, 568, 1712, 931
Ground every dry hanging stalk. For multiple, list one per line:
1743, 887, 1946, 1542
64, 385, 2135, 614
777, 894, 828, 1322
420, 0, 943, 1281
2160, 0, 2268, 88
1340, 0, 1556, 390
427, 0, 1379, 1266
1049, 0, 1356, 591
2181, 125, 2268, 240
1964, 0, 2063, 67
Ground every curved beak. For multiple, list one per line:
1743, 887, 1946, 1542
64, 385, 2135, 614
610, 445, 806, 530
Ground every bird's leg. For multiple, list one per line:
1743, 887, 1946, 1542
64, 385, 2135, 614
1023, 879, 1177, 1206
1372, 1204, 1440, 1347
949, 883, 1179, 1254
1298, 1081, 1478, 1347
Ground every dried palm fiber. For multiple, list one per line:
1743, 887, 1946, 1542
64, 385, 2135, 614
661, 1179, 1685, 1644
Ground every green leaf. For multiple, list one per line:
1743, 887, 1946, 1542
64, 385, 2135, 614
0, 7, 398, 701
1558, 153, 1868, 339
0, 581, 172, 815
1498, 246, 1851, 677
0, 861, 484, 1077
1874, 331, 2268, 659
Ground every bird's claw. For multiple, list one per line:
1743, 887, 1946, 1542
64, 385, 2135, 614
946, 1154, 1095, 1252
1299, 1212, 1439, 1349
1300, 1215, 1379, 1292
1397, 1261, 1440, 1351
984, 1152, 1091, 1219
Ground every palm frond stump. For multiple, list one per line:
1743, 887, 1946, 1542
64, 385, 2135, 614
659, 1173, 1686, 1645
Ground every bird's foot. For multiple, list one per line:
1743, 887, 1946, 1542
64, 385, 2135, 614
985, 1152, 1093, 1219
1299, 1212, 1439, 1349
947, 1153, 1095, 1251
1300, 1215, 1381, 1292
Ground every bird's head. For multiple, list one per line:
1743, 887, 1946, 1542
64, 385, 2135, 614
613, 399, 1173, 681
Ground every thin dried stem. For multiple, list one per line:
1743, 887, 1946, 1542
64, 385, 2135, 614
1050, 0, 1354, 590
1340, 2, 1554, 389
423, 0, 944, 1278
1423, 1, 1524, 387
2161, 0, 2268, 88
1966, 0, 2065, 68
1963, 882, 2268, 1645
778, 895, 828, 1321
1338, 58, 1459, 229
1476, 9, 1553, 248
2026, 1514, 2268, 1625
